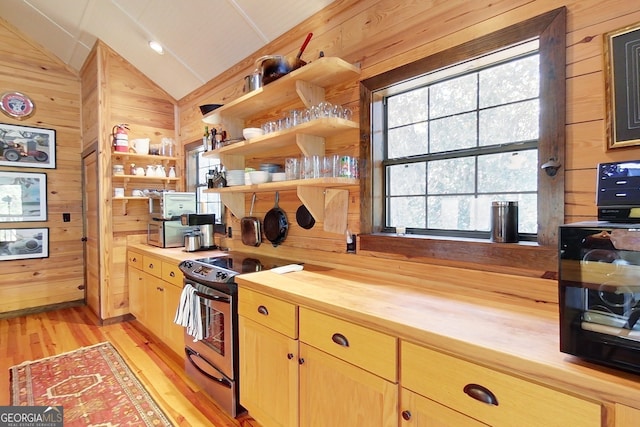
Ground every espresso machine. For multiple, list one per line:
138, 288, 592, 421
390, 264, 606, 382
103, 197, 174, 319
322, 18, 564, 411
181, 213, 217, 251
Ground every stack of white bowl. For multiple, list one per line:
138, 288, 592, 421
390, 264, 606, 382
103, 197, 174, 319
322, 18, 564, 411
226, 169, 245, 186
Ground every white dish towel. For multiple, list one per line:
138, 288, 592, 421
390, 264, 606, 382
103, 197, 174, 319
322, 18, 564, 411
174, 284, 204, 341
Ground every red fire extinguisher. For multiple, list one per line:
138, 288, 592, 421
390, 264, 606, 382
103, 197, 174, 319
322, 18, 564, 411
112, 124, 129, 152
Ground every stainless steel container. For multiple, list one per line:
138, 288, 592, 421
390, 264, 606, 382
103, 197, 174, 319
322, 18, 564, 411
490, 201, 518, 243
243, 71, 262, 92
184, 233, 201, 252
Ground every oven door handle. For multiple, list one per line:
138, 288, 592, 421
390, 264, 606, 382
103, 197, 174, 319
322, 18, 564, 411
185, 347, 232, 389
194, 290, 230, 303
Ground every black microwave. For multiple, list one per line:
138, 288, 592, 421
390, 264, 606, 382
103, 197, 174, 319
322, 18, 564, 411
559, 222, 640, 374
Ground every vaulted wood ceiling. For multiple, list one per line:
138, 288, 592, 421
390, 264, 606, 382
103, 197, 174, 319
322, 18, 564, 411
1, 0, 334, 99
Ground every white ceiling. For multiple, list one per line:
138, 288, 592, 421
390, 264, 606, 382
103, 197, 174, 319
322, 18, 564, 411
0, 0, 334, 99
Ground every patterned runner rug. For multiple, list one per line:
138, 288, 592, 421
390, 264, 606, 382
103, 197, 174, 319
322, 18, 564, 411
10, 341, 173, 426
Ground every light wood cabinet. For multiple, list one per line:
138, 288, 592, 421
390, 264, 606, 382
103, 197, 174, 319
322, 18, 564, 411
238, 288, 397, 427
401, 340, 601, 427
128, 265, 145, 321
615, 404, 640, 427
298, 342, 397, 427
298, 307, 396, 381
238, 316, 299, 427
399, 388, 488, 427
127, 251, 184, 357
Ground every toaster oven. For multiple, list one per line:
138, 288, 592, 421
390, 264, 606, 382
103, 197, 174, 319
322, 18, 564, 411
559, 222, 640, 374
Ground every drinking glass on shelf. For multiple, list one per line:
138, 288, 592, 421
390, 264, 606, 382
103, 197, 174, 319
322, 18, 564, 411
285, 157, 300, 180
289, 109, 302, 127
302, 156, 321, 179
318, 102, 332, 118
321, 156, 333, 177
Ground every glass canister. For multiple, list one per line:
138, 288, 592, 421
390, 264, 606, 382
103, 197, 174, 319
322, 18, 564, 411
161, 138, 175, 157
113, 164, 124, 175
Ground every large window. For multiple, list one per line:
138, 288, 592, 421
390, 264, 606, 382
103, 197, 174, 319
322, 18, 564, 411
359, 8, 565, 270
379, 42, 539, 240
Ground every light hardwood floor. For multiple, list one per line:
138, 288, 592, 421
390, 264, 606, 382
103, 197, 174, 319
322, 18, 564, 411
0, 305, 260, 427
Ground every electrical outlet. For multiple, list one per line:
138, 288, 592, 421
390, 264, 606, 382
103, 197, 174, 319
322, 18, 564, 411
63, 213, 71, 222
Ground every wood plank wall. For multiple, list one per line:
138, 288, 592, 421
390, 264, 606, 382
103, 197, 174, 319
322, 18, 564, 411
2, 0, 639, 315
80, 41, 178, 319
0, 18, 84, 314
177, 0, 640, 306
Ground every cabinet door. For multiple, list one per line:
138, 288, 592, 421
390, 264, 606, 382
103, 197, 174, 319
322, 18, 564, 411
400, 388, 488, 427
144, 276, 165, 339
616, 404, 640, 427
299, 343, 397, 427
239, 316, 298, 427
128, 266, 145, 321
163, 282, 185, 357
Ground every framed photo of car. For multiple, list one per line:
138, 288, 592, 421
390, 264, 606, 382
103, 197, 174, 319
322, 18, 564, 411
0, 122, 56, 168
0, 227, 48, 261
0, 171, 47, 222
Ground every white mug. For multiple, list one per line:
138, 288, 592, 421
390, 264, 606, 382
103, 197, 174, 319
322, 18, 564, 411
114, 188, 125, 197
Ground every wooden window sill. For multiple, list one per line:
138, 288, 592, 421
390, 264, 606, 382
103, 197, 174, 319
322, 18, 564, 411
358, 233, 557, 279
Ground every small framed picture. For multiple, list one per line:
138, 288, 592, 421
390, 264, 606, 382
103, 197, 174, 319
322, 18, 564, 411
0, 171, 47, 222
0, 122, 56, 168
605, 22, 640, 148
0, 227, 49, 261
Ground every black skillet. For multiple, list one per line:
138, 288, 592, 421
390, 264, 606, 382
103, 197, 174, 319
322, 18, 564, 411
263, 192, 288, 247
296, 204, 315, 229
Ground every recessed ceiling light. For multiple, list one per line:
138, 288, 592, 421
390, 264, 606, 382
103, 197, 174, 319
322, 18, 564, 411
149, 41, 164, 55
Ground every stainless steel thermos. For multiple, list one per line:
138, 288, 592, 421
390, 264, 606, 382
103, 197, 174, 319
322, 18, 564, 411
490, 201, 518, 243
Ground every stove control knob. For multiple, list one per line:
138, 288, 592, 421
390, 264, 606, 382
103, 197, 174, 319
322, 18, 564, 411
183, 261, 193, 269
216, 271, 228, 280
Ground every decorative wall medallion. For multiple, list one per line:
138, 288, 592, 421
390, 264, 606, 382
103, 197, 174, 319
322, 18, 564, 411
0, 91, 35, 119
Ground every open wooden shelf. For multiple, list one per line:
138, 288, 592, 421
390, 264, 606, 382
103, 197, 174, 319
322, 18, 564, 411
202, 57, 360, 124
202, 117, 358, 159
204, 177, 358, 194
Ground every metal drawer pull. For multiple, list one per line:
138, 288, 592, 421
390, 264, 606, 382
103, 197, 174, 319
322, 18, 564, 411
331, 333, 349, 347
148, 263, 154, 269
257, 305, 269, 315
401, 410, 412, 421
170, 271, 175, 277
463, 383, 498, 406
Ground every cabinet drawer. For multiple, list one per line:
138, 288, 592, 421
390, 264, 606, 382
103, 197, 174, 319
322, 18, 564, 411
238, 288, 297, 339
161, 261, 183, 287
299, 307, 397, 382
142, 255, 163, 278
401, 341, 601, 427
128, 250, 144, 270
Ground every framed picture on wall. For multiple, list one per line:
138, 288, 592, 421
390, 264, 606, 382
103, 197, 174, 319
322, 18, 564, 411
0, 171, 47, 222
605, 22, 640, 149
0, 122, 56, 168
0, 227, 48, 261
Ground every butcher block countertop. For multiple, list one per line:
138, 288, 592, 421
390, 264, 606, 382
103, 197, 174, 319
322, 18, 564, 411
127, 243, 228, 263
235, 267, 640, 410
127, 243, 640, 409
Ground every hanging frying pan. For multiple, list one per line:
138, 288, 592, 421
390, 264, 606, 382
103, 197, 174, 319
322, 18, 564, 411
296, 204, 315, 230
264, 192, 288, 247
241, 193, 261, 246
